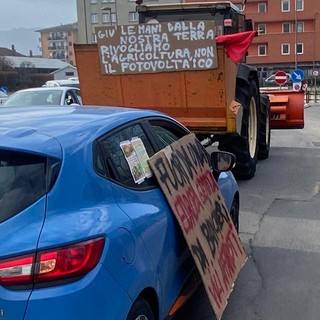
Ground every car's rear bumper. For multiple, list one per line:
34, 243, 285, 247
3, 264, 132, 320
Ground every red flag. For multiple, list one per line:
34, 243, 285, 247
216, 31, 257, 64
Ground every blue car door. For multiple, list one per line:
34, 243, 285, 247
97, 121, 193, 317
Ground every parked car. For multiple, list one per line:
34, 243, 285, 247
2, 87, 82, 107
264, 72, 292, 86
0, 91, 8, 106
0, 106, 239, 320
42, 78, 80, 88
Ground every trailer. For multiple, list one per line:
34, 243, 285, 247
74, 1, 304, 179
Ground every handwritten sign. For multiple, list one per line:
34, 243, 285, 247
95, 21, 217, 75
148, 133, 246, 320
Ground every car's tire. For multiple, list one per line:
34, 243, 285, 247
219, 78, 259, 180
229, 197, 239, 233
258, 94, 271, 160
127, 297, 154, 320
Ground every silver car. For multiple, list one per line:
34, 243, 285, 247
2, 87, 82, 107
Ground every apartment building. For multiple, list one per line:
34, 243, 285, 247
75, 0, 320, 81
36, 23, 78, 66
231, 0, 320, 80
76, 0, 174, 44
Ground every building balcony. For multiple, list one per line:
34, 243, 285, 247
47, 36, 67, 41
48, 46, 67, 50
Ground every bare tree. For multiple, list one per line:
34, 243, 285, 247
18, 61, 36, 88
0, 57, 14, 71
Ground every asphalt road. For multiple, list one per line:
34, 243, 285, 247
174, 103, 320, 320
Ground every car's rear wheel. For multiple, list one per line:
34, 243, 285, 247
229, 198, 239, 233
127, 297, 154, 320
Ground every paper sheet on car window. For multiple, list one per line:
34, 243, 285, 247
120, 137, 152, 184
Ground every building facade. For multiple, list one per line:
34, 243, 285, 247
75, 0, 320, 82
231, 0, 320, 81
36, 23, 78, 66
76, 0, 174, 44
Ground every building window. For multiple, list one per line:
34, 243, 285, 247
258, 3, 266, 13
296, 43, 303, 54
111, 13, 117, 23
297, 21, 304, 33
102, 13, 111, 23
281, 0, 290, 12
90, 0, 97, 3
296, 0, 304, 11
282, 22, 291, 33
129, 11, 138, 22
281, 43, 290, 55
102, 0, 115, 2
91, 14, 98, 24
258, 45, 267, 56
257, 24, 266, 34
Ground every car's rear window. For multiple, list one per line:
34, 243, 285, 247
0, 150, 61, 223
4, 90, 63, 107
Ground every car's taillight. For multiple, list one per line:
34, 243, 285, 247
0, 254, 35, 286
0, 237, 105, 287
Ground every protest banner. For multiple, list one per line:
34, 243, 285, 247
148, 133, 246, 320
95, 21, 217, 75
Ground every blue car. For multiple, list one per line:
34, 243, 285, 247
0, 106, 239, 320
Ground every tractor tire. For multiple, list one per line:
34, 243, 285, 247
258, 94, 271, 160
219, 78, 259, 180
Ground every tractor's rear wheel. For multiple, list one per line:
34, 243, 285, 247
219, 79, 259, 180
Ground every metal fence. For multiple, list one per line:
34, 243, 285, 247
305, 89, 320, 103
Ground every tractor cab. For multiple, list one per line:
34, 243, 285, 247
136, 1, 253, 35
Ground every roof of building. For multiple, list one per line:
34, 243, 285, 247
36, 22, 78, 33
0, 47, 25, 57
4, 56, 72, 70
50, 65, 77, 74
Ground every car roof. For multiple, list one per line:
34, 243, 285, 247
0, 106, 172, 157
12, 87, 79, 93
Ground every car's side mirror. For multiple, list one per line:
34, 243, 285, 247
210, 151, 236, 172
66, 98, 74, 105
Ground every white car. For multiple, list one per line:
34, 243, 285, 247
43, 79, 80, 88
2, 87, 82, 107
0, 91, 8, 106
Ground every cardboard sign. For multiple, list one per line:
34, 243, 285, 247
148, 133, 246, 320
95, 21, 217, 75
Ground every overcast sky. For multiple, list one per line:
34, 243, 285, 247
0, 0, 77, 31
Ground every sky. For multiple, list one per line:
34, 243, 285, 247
0, 0, 77, 31
0, 0, 77, 55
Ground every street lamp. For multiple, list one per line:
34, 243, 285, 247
294, 1, 297, 70
313, 12, 319, 70
313, 12, 319, 97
